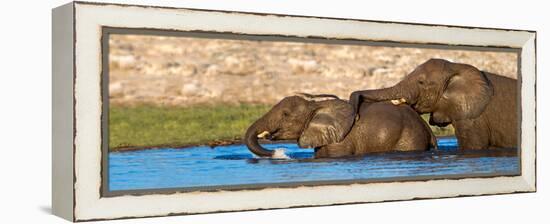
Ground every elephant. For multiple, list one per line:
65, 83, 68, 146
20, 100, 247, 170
349, 58, 517, 150
244, 93, 437, 158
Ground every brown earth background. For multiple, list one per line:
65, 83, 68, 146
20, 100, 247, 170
109, 34, 518, 107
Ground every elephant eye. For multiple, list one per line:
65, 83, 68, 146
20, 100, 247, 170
418, 80, 425, 85
282, 111, 290, 117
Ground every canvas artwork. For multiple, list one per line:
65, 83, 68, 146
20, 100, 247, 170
52, 2, 536, 221
105, 32, 520, 193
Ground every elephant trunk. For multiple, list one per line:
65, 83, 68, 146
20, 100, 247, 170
361, 82, 415, 105
244, 120, 275, 157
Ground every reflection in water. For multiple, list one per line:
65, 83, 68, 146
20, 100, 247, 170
109, 137, 519, 191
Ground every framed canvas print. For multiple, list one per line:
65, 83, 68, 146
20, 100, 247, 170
52, 1, 536, 222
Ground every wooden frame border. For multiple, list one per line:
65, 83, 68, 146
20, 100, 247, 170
52, 1, 536, 222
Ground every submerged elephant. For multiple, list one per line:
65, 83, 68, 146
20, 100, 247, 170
244, 93, 437, 158
349, 58, 517, 150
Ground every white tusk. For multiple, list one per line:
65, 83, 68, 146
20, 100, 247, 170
257, 131, 270, 139
391, 98, 407, 105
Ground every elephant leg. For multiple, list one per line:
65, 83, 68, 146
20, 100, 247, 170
453, 119, 490, 150
314, 143, 354, 158
314, 147, 329, 158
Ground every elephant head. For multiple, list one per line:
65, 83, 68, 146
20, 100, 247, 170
244, 93, 355, 157
351, 58, 494, 127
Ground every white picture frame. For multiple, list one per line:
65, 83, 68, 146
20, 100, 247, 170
52, 1, 536, 221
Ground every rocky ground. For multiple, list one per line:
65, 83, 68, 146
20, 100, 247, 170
109, 34, 518, 107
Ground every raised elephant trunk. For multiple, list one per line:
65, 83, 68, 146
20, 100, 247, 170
365, 82, 413, 103
350, 82, 414, 113
244, 119, 275, 157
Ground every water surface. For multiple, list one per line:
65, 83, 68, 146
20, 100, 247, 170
109, 137, 519, 191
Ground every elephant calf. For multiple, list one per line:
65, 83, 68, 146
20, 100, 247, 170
244, 93, 437, 158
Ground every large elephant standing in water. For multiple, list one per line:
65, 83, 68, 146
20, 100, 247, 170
350, 58, 517, 150
244, 94, 436, 158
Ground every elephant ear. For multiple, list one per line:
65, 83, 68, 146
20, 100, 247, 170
439, 62, 494, 120
298, 100, 355, 148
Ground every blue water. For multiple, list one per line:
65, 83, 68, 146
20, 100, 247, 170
109, 137, 519, 191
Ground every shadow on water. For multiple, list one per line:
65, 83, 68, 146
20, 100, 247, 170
213, 154, 252, 160
214, 151, 315, 162
212, 135, 516, 164
214, 146, 517, 165
253, 149, 514, 164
